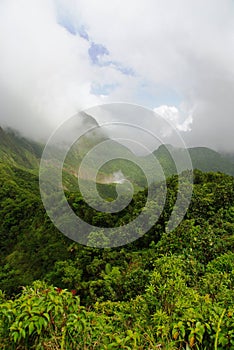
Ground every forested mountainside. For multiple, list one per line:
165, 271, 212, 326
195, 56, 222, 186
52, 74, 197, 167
1, 127, 234, 349
154, 144, 234, 178
1, 125, 234, 185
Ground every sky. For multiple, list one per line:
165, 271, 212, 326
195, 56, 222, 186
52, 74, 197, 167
0, 0, 234, 151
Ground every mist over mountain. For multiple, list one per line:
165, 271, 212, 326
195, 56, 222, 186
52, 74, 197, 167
1, 1, 234, 153
0, 126, 43, 169
154, 144, 234, 178
1, 2, 234, 347
1, 118, 234, 190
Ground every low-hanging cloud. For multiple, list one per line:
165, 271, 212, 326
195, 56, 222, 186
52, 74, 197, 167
0, 0, 234, 151
0, 0, 101, 140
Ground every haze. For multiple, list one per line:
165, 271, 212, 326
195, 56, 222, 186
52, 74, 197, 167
0, 0, 234, 152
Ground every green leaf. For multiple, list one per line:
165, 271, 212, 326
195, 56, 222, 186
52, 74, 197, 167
29, 322, 34, 335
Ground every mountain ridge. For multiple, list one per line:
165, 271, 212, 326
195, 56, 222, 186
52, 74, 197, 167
1, 126, 234, 188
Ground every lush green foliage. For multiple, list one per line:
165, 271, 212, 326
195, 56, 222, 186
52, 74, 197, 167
1, 128, 234, 348
1, 251, 234, 349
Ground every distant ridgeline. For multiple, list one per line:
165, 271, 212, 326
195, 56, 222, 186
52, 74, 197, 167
1, 126, 234, 191
1, 125, 234, 349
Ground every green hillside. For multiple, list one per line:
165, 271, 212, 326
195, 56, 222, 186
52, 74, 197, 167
153, 144, 234, 178
189, 147, 234, 175
1, 126, 234, 349
0, 127, 43, 170
1, 125, 234, 190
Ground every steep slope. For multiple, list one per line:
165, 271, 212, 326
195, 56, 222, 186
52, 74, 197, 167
1, 125, 234, 192
0, 127, 43, 170
153, 144, 234, 177
189, 147, 234, 175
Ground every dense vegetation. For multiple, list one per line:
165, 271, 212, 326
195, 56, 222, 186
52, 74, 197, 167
1, 128, 234, 349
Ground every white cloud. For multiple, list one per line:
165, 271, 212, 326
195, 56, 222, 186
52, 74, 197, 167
0, 0, 234, 151
154, 105, 193, 132
0, 0, 101, 139
73, 0, 234, 150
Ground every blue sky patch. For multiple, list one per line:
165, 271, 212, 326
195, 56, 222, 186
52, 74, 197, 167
56, 4, 135, 78
78, 25, 89, 40
112, 62, 135, 76
88, 42, 109, 64
90, 82, 119, 96
87, 41, 135, 77
135, 82, 182, 108
58, 19, 90, 40
59, 20, 77, 35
